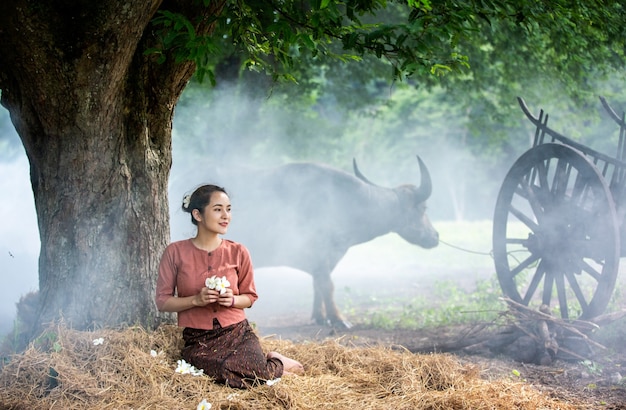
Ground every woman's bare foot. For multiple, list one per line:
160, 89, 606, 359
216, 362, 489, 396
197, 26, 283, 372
268, 351, 304, 375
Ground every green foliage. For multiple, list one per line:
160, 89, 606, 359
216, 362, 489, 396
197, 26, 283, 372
343, 275, 504, 330
0, 320, 24, 357
580, 359, 603, 376
151, 0, 626, 85
160, 0, 626, 115
146, 10, 221, 83
32, 331, 61, 353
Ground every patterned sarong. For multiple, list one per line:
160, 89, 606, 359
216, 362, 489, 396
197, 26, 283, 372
181, 319, 283, 388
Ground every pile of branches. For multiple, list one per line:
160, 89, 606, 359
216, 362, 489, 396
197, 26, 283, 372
462, 298, 620, 365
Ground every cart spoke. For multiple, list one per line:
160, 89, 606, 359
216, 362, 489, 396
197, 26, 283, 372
571, 172, 591, 205
564, 271, 589, 311
533, 161, 554, 208
569, 238, 610, 265
521, 182, 545, 223
506, 237, 529, 245
552, 158, 572, 200
555, 272, 570, 319
522, 259, 546, 305
536, 159, 550, 192
510, 252, 540, 278
577, 259, 602, 282
542, 269, 554, 307
508, 204, 539, 232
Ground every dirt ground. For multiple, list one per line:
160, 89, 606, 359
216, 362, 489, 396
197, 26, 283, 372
252, 319, 626, 409
245, 231, 626, 409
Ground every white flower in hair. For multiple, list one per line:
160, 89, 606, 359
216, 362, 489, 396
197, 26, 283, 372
182, 194, 191, 209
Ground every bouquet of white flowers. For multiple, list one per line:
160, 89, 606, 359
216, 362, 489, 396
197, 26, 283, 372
205, 275, 231, 294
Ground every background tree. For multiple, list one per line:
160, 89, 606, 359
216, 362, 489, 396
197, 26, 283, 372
174, 0, 626, 219
0, 0, 624, 337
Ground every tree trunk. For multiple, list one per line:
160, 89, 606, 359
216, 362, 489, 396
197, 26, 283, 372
0, 1, 222, 334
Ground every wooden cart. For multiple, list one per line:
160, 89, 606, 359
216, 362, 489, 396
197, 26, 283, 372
492, 97, 626, 320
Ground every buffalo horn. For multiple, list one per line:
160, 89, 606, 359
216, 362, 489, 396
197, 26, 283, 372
352, 158, 378, 186
416, 155, 432, 200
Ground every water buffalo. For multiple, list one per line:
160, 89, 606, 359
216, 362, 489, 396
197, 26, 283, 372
209, 156, 439, 328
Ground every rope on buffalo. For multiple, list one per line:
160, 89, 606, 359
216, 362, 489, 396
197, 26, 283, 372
438, 239, 493, 256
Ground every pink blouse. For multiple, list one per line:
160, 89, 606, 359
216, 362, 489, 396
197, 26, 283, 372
155, 239, 259, 330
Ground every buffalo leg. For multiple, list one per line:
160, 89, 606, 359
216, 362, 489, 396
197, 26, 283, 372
312, 273, 352, 329
311, 275, 327, 325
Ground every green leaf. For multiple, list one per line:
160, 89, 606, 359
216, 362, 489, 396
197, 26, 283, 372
430, 64, 452, 76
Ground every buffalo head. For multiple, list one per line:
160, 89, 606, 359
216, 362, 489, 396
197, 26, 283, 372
353, 155, 439, 249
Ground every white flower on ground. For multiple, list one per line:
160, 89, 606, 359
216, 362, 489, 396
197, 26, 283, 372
92, 337, 104, 346
266, 378, 281, 386
197, 398, 212, 410
175, 359, 192, 374
150, 350, 158, 357
175, 359, 204, 376
190, 367, 204, 376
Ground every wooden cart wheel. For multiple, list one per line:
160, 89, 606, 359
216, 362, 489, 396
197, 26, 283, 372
493, 143, 620, 320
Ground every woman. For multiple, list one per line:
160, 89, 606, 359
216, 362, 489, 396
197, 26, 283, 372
155, 184, 304, 388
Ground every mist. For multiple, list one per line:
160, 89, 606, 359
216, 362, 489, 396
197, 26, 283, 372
0, 81, 534, 335
168, 83, 505, 329
0, 134, 39, 335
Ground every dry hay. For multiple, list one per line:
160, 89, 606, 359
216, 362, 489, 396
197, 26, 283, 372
0, 323, 580, 410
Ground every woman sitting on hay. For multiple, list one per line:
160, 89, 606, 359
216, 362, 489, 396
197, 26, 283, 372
155, 184, 304, 388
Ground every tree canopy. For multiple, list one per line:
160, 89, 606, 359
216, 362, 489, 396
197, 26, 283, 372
172, 0, 626, 171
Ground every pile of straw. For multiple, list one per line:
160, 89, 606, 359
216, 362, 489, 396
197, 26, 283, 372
0, 323, 579, 409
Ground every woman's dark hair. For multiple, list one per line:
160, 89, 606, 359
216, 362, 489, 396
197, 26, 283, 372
182, 184, 228, 226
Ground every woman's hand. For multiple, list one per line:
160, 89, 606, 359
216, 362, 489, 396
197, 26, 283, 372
193, 287, 217, 307
192, 287, 235, 308
217, 288, 235, 307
